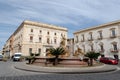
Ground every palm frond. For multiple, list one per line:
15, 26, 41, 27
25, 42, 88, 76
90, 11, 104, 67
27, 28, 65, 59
49, 47, 65, 56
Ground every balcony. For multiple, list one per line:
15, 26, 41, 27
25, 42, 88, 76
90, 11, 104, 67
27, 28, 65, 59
88, 38, 93, 41
75, 40, 79, 43
110, 49, 118, 53
98, 49, 105, 53
81, 39, 84, 42
110, 35, 116, 38
97, 36, 103, 40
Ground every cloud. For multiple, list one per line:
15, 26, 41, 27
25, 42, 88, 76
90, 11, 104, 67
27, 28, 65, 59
1, 0, 120, 31
1, 0, 120, 49
2, 0, 120, 25
1, 0, 120, 26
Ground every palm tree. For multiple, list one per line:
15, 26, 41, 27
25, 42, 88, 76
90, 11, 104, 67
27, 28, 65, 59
85, 51, 100, 66
49, 47, 65, 65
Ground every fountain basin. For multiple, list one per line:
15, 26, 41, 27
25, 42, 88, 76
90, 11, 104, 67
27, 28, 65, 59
32, 57, 87, 67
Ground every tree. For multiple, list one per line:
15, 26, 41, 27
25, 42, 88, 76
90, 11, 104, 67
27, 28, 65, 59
49, 47, 65, 65
26, 53, 40, 64
84, 51, 100, 66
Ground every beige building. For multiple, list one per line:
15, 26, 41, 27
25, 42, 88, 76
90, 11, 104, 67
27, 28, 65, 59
74, 20, 120, 59
4, 20, 68, 57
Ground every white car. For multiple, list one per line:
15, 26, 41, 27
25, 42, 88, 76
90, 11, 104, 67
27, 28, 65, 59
13, 53, 22, 61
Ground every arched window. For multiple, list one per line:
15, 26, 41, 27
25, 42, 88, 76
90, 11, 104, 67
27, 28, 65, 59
110, 42, 118, 53
111, 42, 117, 51
99, 42, 104, 52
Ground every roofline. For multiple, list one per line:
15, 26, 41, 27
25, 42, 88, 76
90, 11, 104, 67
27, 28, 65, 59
74, 20, 120, 34
23, 20, 68, 31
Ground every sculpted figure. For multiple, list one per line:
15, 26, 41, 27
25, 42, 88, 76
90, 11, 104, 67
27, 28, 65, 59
60, 35, 66, 47
73, 47, 84, 57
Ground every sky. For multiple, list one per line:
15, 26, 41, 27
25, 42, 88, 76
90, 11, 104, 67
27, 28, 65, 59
1, 0, 120, 50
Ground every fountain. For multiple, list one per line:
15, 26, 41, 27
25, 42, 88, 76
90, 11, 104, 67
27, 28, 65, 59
32, 35, 87, 67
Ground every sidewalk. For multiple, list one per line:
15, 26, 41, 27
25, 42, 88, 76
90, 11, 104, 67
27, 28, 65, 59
14, 62, 118, 74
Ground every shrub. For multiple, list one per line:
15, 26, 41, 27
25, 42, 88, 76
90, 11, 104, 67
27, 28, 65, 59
84, 51, 100, 66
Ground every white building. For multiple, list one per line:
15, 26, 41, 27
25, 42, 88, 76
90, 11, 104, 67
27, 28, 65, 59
4, 20, 68, 57
74, 20, 120, 59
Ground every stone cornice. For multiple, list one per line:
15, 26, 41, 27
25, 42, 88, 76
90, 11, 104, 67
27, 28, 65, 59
23, 20, 68, 31
74, 20, 120, 34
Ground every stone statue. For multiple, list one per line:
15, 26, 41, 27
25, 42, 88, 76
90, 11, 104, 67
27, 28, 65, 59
60, 35, 66, 47
73, 47, 84, 57
60, 35, 70, 57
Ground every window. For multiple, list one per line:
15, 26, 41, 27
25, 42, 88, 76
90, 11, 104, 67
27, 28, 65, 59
88, 32, 93, 41
38, 48, 41, 54
110, 28, 116, 38
61, 33, 63, 36
47, 38, 50, 44
98, 31, 103, 39
110, 42, 118, 53
81, 34, 84, 42
100, 45, 104, 51
39, 30, 42, 34
76, 36, 79, 43
31, 29, 33, 32
30, 36, 33, 42
113, 44, 118, 51
90, 33, 93, 40
54, 38, 57, 44
47, 31, 49, 35
90, 45, 94, 51
29, 48, 32, 54
112, 29, 115, 36
54, 33, 57, 36
100, 32, 102, 38
39, 37, 41, 43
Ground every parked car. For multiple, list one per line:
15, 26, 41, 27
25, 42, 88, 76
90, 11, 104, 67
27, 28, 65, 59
13, 53, 22, 61
0, 54, 3, 61
99, 57, 118, 65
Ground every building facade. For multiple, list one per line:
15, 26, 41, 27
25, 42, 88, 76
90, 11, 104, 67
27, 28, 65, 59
74, 20, 120, 59
4, 20, 68, 57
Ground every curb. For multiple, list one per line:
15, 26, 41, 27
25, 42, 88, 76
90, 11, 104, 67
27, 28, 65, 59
14, 63, 117, 74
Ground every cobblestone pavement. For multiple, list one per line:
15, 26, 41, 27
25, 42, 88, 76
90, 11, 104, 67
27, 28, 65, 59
0, 60, 120, 80
0, 61, 43, 77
